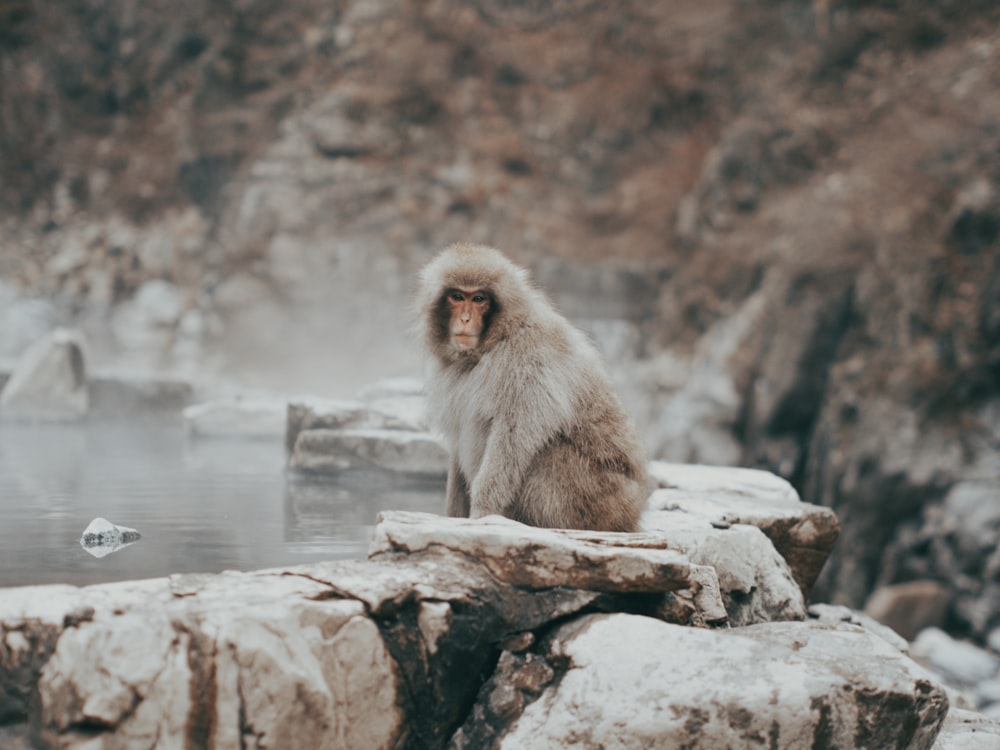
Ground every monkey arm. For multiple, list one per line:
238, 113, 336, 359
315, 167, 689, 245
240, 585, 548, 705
445, 460, 471, 517
469, 360, 572, 518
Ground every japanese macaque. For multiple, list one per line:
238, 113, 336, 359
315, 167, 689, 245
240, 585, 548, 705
417, 243, 650, 532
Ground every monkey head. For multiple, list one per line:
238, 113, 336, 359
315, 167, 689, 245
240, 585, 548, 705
418, 243, 533, 365
444, 288, 492, 350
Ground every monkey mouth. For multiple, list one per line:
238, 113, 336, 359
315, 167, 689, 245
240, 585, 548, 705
452, 334, 479, 349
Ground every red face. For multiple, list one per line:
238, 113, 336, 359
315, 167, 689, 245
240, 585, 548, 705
446, 288, 490, 350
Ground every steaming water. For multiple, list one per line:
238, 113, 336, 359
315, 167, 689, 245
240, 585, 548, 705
0, 419, 443, 588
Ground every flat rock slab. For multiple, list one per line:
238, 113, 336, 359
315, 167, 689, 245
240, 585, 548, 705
289, 428, 448, 477
285, 397, 427, 456
370, 511, 694, 594
648, 461, 840, 597
286, 398, 372, 454
462, 614, 948, 750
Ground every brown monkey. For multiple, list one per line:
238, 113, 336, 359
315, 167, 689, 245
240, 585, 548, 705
417, 243, 650, 532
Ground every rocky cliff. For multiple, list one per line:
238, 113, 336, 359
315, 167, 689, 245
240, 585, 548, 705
1, 0, 998, 639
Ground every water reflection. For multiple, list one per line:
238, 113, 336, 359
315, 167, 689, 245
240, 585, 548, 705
0, 419, 444, 588
284, 473, 447, 555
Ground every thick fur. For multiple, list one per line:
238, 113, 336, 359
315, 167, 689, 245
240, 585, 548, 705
417, 243, 650, 532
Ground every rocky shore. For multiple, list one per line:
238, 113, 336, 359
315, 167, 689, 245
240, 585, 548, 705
0, 475, 947, 749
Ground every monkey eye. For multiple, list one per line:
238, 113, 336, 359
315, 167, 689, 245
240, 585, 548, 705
472, 294, 487, 304
449, 291, 465, 302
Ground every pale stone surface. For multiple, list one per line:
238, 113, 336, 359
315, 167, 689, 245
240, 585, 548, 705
285, 397, 427, 456
482, 615, 948, 750
290, 428, 448, 477
0, 328, 88, 421
648, 460, 801, 504
365, 395, 427, 431
286, 398, 370, 453
647, 461, 840, 597
35, 599, 404, 750
931, 708, 1000, 750
183, 397, 288, 438
370, 511, 694, 594
0, 550, 617, 749
643, 509, 806, 625
808, 602, 910, 654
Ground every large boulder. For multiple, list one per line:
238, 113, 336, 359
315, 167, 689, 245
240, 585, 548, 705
643, 508, 806, 626
0, 328, 88, 421
648, 461, 840, 598
1, 553, 602, 749
453, 614, 949, 750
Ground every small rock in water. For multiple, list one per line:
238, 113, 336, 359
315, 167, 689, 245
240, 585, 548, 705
80, 517, 141, 559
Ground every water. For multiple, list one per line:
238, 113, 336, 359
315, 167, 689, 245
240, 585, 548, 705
0, 419, 444, 589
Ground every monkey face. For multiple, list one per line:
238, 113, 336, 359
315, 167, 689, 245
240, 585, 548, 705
445, 287, 491, 350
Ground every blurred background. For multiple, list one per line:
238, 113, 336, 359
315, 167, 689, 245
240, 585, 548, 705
0, 0, 998, 642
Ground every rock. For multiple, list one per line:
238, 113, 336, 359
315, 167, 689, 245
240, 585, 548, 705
0, 328, 88, 421
911, 628, 1000, 687
289, 428, 448, 477
643, 508, 806, 626
808, 602, 910, 654
366, 396, 428, 431
79, 517, 141, 559
456, 614, 948, 750
647, 461, 839, 598
931, 708, 1000, 750
184, 397, 287, 439
285, 397, 427, 456
371, 510, 805, 627
370, 511, 696, 595
865, 580, 952, 641
286, 398, 371, 454
0, 549, 624, 748
35, 594, 405, 750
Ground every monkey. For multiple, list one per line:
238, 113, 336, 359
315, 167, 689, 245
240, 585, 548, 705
417, 243, 651, 532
